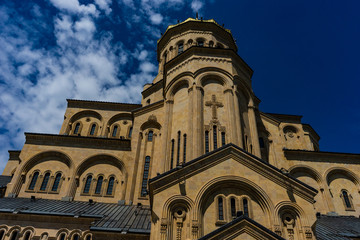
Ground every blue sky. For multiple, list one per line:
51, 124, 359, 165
0, 0, 359, 172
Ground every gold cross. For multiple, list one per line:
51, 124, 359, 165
205, 95, 223, 119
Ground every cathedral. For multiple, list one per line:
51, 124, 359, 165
1, 17, 360, 240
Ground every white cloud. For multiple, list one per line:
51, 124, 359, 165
95, 0, 112, 15
49, 0, 99, 16
191, 0, 203, 12
150, 13, 163, 25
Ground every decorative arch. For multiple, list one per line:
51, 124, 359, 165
289, 165, 324, 185
196, 69, 233, 88
162, 195, 195, 219
69, 110, 102, 123
75, 154, 127, 178
166, 78, 191, 100
106, 113, 132, 127
6, 226, 21, 237
325, 167, 360, 188
194, 176, 274, 224
21, 151, 74, 174
55, 229, 69, 238
20, 227, 35, 239
140, 115, 162, 131
274, 201, 308, 227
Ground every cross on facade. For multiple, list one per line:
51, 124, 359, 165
205, 95, 223, 119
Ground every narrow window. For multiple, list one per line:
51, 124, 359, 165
197, 40, 204, 47
106, 177, 115, 195
29, 172, 39, 190
23, 232, 31, 240
0, 230, 5, 240
148, 131, 153, 141
177, 131, 181, 166
40, 172, 50, 191
221, 132, 226, 146
259, 137, 265, 148
164, 53, 167, 63
73, 234, 79, 240
183, 134, 187, 163
59, 233, 66, 240
178, 43, 183, 55
83, 175, 92, 194
218, 197, 224, 220
205, 131, 209, 153
112, 125, 118, 137
10, 231, 18, 240
231, 198, 236, 217
73, 122, 80, 134
343, 190, 352, 208
209, 41, 214, 47
128, 127, 133, 138
243, 198, 249, 217
170, 139, 175, 169
90, 124, 96, 136
245, 135, 248, 151
141, 156, 151, 197
95, 176, 103, 194
213, 126, 218, 150
51, 173, 62, 192
86, 235, 91, 240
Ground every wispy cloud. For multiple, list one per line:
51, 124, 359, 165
0, 0, 213, 172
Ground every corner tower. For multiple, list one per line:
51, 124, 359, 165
148, 18, 262, 173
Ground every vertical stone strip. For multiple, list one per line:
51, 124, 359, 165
187, 85, 194, 160
248, 99, 261, 157
233, 90, 243, 147
224, 89, 237, 145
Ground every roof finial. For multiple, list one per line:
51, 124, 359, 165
196, 12, 198, 19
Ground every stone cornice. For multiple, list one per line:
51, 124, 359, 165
164, 46, 253, 79
141, 80, 164, 99
132, 100, 164, 117
284, 149, 360, 163
149, 144, 317, 203
67, 99, 141, 111
24, 133, 131, 151
259, 112, 281, 126
8, 150, 21, 162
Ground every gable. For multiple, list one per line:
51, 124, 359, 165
149, 144, 317, 203
198, 215, 285, 240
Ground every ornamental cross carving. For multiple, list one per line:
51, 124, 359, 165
205, 95, 223, 119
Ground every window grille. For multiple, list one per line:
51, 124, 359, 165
107, 177, 115, 195
141, 156, 151, 197
51, 173, 62, 192
29, 172, 39, 190
112, 125, 118, 137
40, 172, 50, 191
95, 176, 103, 194
83, 175, 92, 194
205, 131, 209, 153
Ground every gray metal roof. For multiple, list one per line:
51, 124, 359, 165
0, 197, 151, 234
314, 215, 360, 240
0, 176, 12, 188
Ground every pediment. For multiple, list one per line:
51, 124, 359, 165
149, 144, 317, 202
198, 215, 285, 240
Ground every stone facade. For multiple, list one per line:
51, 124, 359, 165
1, 17, 359, 240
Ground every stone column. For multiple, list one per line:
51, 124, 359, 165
224, 89, 238, 145
248, 99, 261, 157
233, 90, 243, 148
193, 86, 204, 158
162, 100, 174, 172
187, 85, 194, 160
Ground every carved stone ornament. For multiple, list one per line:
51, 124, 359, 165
148, 114, 157, 122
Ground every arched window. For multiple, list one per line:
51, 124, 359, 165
197, 40, 204, 47
259, 137, 265, 148
243, 198, 249, 217
89, 124, 96, 136
59, 233, 66, 240
95, 176, 103, 194
73, 123, 80, 134
183, 134, 187, 163
218, 197, 224, 220
29, 171, 39, 190
0, 230, 5, 240
128, 127, 133, 138
209, 41, 214, 47
112, 125, 118, 137
23, 231, 31, 240
177, 131, 181, 166
213, 126, 218, 150
170, 139, 175, 169
106, 177, 115, 195
205, 131, 209, 153
178, 43, 184, 55
83, 175, 92, 194
40, 172, 51, 191
51, 173, 62, 192
141, 156, 151, 197
230, 198, 236, 217
148, 131, 153, 141
342, 190, 353, 209
10, 230, 18, 240
221, 132, 226, 146
85, 235, 91, 240
72, 234, 80, 240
